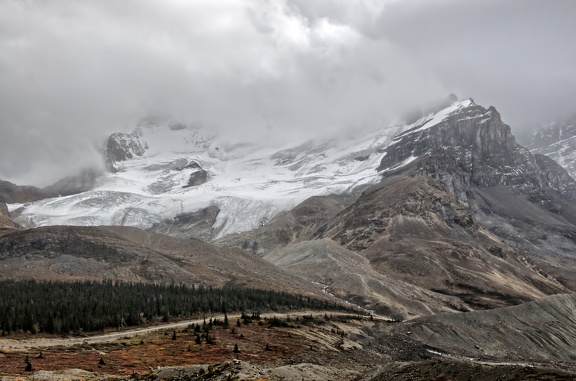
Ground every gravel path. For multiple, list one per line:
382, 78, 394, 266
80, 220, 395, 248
0, 311, 370, 351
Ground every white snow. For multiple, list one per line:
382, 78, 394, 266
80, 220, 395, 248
404, 99, 475, 136
9, 101, 472, 238
380, 155, 419, 173
10, 123, 400, 238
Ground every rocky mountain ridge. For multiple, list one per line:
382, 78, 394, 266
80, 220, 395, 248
216, 99, 576, 318
379, 100, 576, 199
522, 116, 576, 179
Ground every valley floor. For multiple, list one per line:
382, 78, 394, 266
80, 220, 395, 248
1, 310, 575, 381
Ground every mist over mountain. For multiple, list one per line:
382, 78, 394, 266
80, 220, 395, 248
1, 0, 574, 186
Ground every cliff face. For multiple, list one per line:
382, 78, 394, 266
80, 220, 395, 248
379, 100, 576, 198
104, 132, 148, 171
0, 202, 18, 230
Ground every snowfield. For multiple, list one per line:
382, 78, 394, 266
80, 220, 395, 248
10, 100, 475, 238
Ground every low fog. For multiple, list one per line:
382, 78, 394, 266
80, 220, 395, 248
0, 0, 574, 186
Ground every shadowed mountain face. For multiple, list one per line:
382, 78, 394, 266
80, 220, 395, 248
0, 202, 18, 230
0, 225, 328, 300
0, 180, 48, 204
217, 100, 576, 319
379, 100, 576, 197
0, 169, 102, 204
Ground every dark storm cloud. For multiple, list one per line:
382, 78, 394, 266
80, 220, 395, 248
0, 0, 573, 186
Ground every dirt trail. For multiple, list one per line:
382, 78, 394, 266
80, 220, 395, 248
0, 311, 371, 351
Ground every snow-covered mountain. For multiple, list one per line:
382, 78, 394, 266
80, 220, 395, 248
522, 116, 576, 179
8, 99, 482, 239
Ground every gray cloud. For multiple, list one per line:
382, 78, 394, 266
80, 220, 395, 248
379, 0, 576, 130
0, 0, 573, 186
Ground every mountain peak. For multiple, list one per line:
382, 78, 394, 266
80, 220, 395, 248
398, 98, 478, 139
379, 101, 576, 199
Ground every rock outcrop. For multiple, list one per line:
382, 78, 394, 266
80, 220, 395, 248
0, 202, 19, 230
104, 132, 148, 170
149, 205, 219, 240
379, 100, 576, 198
184, 169, 208, 188
42, 168, 103, 197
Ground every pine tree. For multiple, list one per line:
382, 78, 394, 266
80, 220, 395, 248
233, 343, 240, 353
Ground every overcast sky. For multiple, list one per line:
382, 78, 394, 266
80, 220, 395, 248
1, 0, 575, 186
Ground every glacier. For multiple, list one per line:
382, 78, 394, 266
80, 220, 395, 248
9, 100, 475, 239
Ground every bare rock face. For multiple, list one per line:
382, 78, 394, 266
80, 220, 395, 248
105, 132, 148, 170
0, 202, 19, 230
379, 101, 576, 197
149, 205, 220, 240
314, 176, 571, 313
184, 169, 208, 188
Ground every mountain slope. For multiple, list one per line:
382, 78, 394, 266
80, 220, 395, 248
218, 99, 576, 318
522, 116, 576, 179
6, 98, 576, 319
0, 225, 329, 299
264, 238, 470, 317
10, 119, 403, 238
320, 176, 570, 309
378, 100, 576, 196
0, 202, 18, 230
1, 169, 102, 204
395, 292, 576, 362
